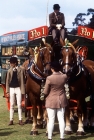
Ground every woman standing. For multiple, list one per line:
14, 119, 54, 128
43, 61, 68, 140
6, 56, 25, 125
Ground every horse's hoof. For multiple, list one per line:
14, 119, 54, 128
30, 130, 38, 135
64, 130, 73, 135
76, 131, 86, 136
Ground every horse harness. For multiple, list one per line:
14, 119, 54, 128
61, 46, 92, 100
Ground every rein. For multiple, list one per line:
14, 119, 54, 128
39, 47, 51, 66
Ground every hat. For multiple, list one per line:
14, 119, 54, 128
50, 61, 61, 71
53, 4, 60, 10
9, 57, 18, 63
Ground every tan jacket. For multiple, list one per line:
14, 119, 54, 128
49, 12, 65, 27
44, 72, 68, 108
6, 66, 25, 94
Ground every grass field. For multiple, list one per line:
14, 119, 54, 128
0, 87, 94, 140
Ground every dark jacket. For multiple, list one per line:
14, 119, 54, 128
49, 12, 65, 29
6, 66, 25, 94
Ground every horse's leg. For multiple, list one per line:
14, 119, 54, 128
37, 106, 42, 119
83, 102, 89, 130
43, 109, 48, 134
25, 109, 33, 124
76, 100, 86, 135
70, 110, 75, 123
65, 105, 73, 134
30, 105, 38, 135
37, 105, 43, 128
89, 98, 94, 129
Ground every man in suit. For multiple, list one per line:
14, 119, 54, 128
6, 56, 25, 125
43, 61, 68, 140
49, 4, 65, 43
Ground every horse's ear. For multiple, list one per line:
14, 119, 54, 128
40, 38, 46, 47
72, 39, 79, 46
42, 38, 46, 44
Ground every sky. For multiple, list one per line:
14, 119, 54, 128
0, 0, 93, 35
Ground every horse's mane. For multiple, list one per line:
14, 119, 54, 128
67, 42, 76, 53
34, 46, 39, 63
64, 39, 76, 53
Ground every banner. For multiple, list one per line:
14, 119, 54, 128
28, 26, 48, 41
77, 26, 94, 40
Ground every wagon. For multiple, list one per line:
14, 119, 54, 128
0, 25, 94, 114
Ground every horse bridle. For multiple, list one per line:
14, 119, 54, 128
40, 47, 52, 66
61, 46, 77, 73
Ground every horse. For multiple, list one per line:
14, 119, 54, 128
22, 47, 35, 123
60, 40, 94, 135
25, 39, 53, 135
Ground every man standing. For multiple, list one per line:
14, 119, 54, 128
49, 4, 65, 43
6, 56, 25, 125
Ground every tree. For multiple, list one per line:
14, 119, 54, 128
87, 8, 94, 29
72, 13, 87, 27
87, 8, 94, 16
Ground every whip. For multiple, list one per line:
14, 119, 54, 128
46, 0, 49, 26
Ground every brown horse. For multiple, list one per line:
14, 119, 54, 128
25, 39, 53, 135
60, 41, 94, 135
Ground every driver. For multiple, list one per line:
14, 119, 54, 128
49, 4, 65, 44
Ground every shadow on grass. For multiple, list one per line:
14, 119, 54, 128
65, 134, 94, 140
0, 128, 13, 131
49, 123, 94, 139
0, 130, 18, 136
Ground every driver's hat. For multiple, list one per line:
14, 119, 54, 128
53, 4, 60, 10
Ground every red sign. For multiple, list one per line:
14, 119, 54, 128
28, 26, 48, 41
77, 26, 94, 40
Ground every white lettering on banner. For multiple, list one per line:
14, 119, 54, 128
1, 33, 26, 43
92, 31, 94, 38
80, 27, 90, 36
29, 27, 47, 39
78, 26, 94, 40
42, 27, 45, 35
30, 30, 40, 39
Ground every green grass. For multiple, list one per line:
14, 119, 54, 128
0, 87, 94, 140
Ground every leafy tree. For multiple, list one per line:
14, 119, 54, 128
87, 8, 94, 16
72, 13, 87, 27
87, 8, 94, 29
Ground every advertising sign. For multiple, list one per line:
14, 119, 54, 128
0, 31, 28, 43
77, 26, 94, 40
28, 26, 48, 41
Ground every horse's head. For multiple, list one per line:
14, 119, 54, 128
61, 42, 77, 75
40, 45, 53, 75
34, 38, 53, 76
